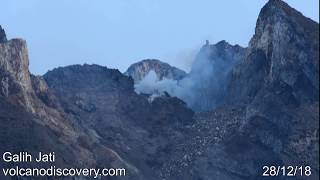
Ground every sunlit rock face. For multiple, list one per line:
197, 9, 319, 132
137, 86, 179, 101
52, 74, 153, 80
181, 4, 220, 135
125, 59, 186, 82
0, 38, 35, 111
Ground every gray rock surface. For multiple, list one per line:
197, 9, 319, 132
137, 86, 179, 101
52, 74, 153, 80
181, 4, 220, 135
125, 59, 186, 82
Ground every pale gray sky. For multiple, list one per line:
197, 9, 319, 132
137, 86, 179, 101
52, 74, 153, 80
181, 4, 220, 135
0, 0, 318, 74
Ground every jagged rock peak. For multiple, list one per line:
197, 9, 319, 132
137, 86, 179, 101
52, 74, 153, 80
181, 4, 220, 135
200, 40, 245, 52
203, 40, 230, 47
228, 0, 319, 105
256, 0, 318, 38
262, 0, 294, 13
197, 40, 246, 64
125, 59, 187, 82
262, 0, 303, 13
0, 25, 7, 43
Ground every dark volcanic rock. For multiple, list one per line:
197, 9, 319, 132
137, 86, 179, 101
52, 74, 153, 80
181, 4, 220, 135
30, 74, 60, 108
221, 0, 319, 179
44, 64, 194, 180
0, 97, 79, 170
227, 0, 319, 104
0, 26, 7, 43
125, 59, 187, 82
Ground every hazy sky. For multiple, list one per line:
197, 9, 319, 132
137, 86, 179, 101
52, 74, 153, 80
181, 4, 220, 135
1, 0, 319, 75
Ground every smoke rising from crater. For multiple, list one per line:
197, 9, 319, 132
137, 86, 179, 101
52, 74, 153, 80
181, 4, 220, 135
134, 42, 246, 111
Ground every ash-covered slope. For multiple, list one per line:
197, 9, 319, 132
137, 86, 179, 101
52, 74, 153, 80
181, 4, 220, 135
125, 59, 186, 82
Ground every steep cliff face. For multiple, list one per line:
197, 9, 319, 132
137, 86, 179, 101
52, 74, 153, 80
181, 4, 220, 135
226, 0, 319, 162
0, 39, 34, 109
228, 0, 319, 105
0, 33, 98, 177
125, 59, 186, 82
0, 38, 81, 142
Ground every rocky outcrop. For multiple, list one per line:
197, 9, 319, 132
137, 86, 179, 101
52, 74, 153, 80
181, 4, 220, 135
0, 31, 98, 179
0, 38, 37, 113
125, 59, 186, 82
226, 0, 319, 157
227, 1, 319, 177
227, 0, 319, 104
30, 74, 60, 108
0, 25, 7, 43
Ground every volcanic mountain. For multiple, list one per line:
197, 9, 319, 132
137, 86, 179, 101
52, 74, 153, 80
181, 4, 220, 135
0, 0, 318, 179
